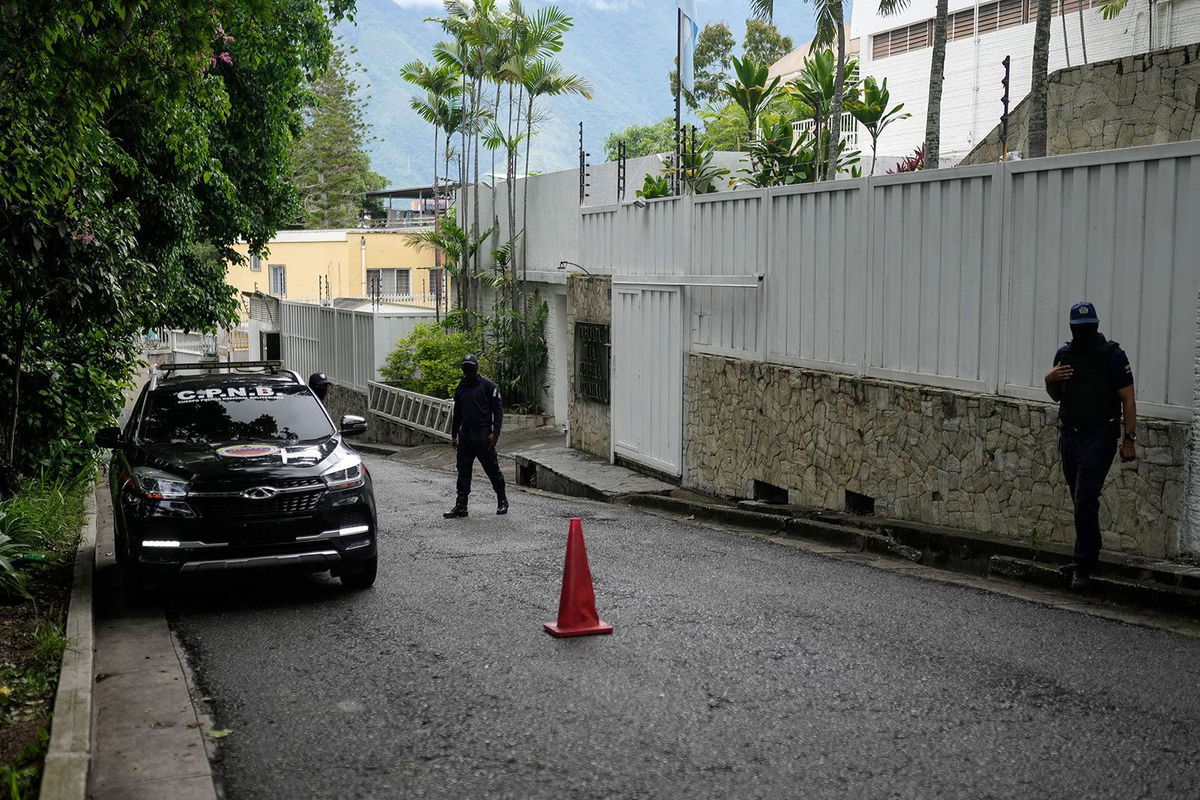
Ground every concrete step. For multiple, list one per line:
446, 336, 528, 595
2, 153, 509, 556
512, 449, 675, 502
989, 556, 1200, 617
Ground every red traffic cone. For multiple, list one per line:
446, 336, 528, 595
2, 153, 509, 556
544, 518, 614, 638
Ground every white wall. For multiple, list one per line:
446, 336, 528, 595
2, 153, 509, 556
847, 0, 1200, 167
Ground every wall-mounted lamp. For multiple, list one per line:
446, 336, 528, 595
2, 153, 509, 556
633, 198, 648, 209
558, 260, 592, 275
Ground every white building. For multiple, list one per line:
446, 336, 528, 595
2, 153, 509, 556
772, 0, 1200, 169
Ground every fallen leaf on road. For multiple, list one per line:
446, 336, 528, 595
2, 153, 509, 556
207, 729, 232, 739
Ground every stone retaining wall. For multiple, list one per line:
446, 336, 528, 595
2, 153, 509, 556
684, 354, 1188, 558
567, 274, 612, 459
962, 44, 1200, 165
325, 384, 440, 447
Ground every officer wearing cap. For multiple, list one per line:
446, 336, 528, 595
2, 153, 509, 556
1045, 301, 1136, 589
308, 372, 332, 404
444, 354, 508, 518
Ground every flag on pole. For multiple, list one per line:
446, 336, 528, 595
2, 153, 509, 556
677, 0, 698, 94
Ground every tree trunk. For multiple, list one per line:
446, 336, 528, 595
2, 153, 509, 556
925, 0, 949, 169
432, 124, 441, 306
523, 95, 535, 406
508, 83, 519, 313
442, 131, 454, 317
2, 298, 30, 497
1078, 5, 1088, 63
1061, 4, 1071, 68
1028, 0, 1053, 159
457, 71, 469, 319
472, 77, 482, 325
523, 94, 534, 288
826, 11, 847, 180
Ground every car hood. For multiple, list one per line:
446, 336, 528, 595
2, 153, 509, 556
136, 438, 343, 483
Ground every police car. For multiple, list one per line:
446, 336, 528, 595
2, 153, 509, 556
95, 361, 378, 597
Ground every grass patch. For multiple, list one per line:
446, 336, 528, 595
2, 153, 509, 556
0, 472, 91, 800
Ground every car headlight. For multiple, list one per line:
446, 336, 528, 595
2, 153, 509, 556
132, 467, 189, 499
322, 458, 365, 491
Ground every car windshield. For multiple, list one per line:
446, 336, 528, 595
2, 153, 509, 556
139, 383, 334, 444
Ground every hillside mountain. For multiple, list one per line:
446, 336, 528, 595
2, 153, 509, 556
337, 0, 818, 187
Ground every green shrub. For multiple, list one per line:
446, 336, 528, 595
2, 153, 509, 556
0, 473, 89, 601
380, 323, 481, 400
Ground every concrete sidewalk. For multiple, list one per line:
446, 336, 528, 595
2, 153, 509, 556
356, 426, 677, 503
89, 484, 218, 800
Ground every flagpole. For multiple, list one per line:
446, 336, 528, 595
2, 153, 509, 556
675, 6, 682, 196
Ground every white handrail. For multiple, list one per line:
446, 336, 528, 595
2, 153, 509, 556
367, 381, 453, 441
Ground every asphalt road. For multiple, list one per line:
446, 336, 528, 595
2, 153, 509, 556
168, 455, 1200, 800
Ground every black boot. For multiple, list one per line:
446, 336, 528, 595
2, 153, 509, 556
496, 497, 509, 515
1070, 568, 1092, 591
443, 504, 468, 519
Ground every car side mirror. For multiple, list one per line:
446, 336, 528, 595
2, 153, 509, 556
340, 414, 367, 437
95, 426, 122, 448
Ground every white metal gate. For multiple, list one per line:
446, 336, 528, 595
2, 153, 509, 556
612, 284, 684, 476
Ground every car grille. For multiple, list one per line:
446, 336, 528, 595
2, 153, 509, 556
272, 477, 325, 490
189, 488, 326, 521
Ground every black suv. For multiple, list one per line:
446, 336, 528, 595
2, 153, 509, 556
96, 361, 378, 595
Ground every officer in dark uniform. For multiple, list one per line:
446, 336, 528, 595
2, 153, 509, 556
1045, 301, 1137, 589
308, 372, 332, 404
444, 354, 508, 518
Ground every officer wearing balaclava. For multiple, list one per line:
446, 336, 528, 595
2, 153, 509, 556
1044, 302, 1137, 589
444, 354, 508, 518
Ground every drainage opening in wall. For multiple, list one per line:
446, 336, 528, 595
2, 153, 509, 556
753, 480, 789, 505
845, 490, 876, 515
516, 461, 537, 488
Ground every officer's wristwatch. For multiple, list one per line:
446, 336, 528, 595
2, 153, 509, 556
1123, 432, 1137, 443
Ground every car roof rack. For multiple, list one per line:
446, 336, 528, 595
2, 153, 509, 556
158, 360, 283, 374
149, 360, 301, 390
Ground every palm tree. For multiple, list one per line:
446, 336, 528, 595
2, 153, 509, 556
725, 56, 782, 142
436, 0, 508, 319
786, 49, 859, 180
845, 75, 910, 174
517, 58, 591, 281
878, 0, 947, 169
409, 220, 495, 319
752, 0, 849, 178
402, 60, 462, 314
1028, 0, 1053, 158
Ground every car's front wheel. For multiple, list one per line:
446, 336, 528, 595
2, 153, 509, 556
339, 556, 377, 589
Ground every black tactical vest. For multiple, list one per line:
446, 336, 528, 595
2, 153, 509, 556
1059, 340, 1121, 425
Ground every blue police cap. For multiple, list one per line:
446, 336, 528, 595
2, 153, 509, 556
1069, 301, 1099, 326
461, 353, 479, 367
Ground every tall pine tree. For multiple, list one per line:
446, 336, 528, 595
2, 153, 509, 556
291, 42, 386, 228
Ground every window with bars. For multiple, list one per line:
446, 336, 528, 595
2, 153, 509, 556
366, 268, 412, 297
574, 322, 610, 405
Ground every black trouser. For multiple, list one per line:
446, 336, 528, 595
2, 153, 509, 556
1058, 423, 1118, 571
455, 428, 506, 506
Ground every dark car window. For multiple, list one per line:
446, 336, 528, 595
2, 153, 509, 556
139, 384, 334, 444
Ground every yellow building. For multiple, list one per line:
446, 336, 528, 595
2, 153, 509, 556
227, 229, 448, 310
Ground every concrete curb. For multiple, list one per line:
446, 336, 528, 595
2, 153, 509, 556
39, 486, 97, 800
627, 492, 1200, 618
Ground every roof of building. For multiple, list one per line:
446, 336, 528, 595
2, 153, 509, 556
768, 27, 860, 82
366, 184, 459, 199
